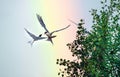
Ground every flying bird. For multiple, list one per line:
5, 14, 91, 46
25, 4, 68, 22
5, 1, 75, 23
36, 14, 70, 44
24, 28, 46, 46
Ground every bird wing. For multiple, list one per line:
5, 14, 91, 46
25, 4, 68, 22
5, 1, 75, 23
68, 19, 90, 34
68, 19, 79, 26
39, 37, 47, 39
36, 14, 49, 32
51, 25, 70, 34
24, 28, 38, 40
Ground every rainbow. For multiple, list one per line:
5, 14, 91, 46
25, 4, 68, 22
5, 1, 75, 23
27, 0, 83, 77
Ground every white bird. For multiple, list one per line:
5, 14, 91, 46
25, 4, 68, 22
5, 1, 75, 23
24, 28, 46, 46
36, 14, 70, 44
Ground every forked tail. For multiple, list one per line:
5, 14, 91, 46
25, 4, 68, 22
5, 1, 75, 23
28, 40, 34, 47
46, 38, 54, 45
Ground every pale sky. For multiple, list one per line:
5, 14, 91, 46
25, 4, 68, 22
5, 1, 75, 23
0, 0, 101, 77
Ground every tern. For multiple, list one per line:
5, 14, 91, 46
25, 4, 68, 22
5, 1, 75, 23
36, 14, 70, 44
24, 28, 46, 46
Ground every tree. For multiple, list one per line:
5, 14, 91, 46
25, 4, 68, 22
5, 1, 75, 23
56, 0, 120, 77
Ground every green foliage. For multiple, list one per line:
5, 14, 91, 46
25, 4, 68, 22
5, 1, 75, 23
56, 0, 120, 77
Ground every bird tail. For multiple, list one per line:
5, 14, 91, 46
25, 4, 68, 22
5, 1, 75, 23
28, 40, 34, 47
46, 38, 54, 45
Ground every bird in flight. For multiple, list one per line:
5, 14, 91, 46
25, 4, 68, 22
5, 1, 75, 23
24, 28, 46, 46
36, 14, 70, 44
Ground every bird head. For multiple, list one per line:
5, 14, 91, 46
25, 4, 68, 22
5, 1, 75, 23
39, 34, 42, 37
44, 32, 48, 34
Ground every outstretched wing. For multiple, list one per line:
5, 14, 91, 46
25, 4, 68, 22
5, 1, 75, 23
36, 14, 49, 32
51, 25, 70, 34
24, 28, 37, 40
68, 19, 79, 26
68, 19, 90, 34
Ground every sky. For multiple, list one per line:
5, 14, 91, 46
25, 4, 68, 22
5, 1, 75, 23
0, 0, 101, 77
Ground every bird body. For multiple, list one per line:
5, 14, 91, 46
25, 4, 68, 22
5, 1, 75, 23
36, 14, 70, 44
24, 28, 46, 46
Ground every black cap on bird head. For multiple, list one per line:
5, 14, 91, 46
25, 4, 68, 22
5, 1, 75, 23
39, 34, 42, 37
44, 32, 48, 34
